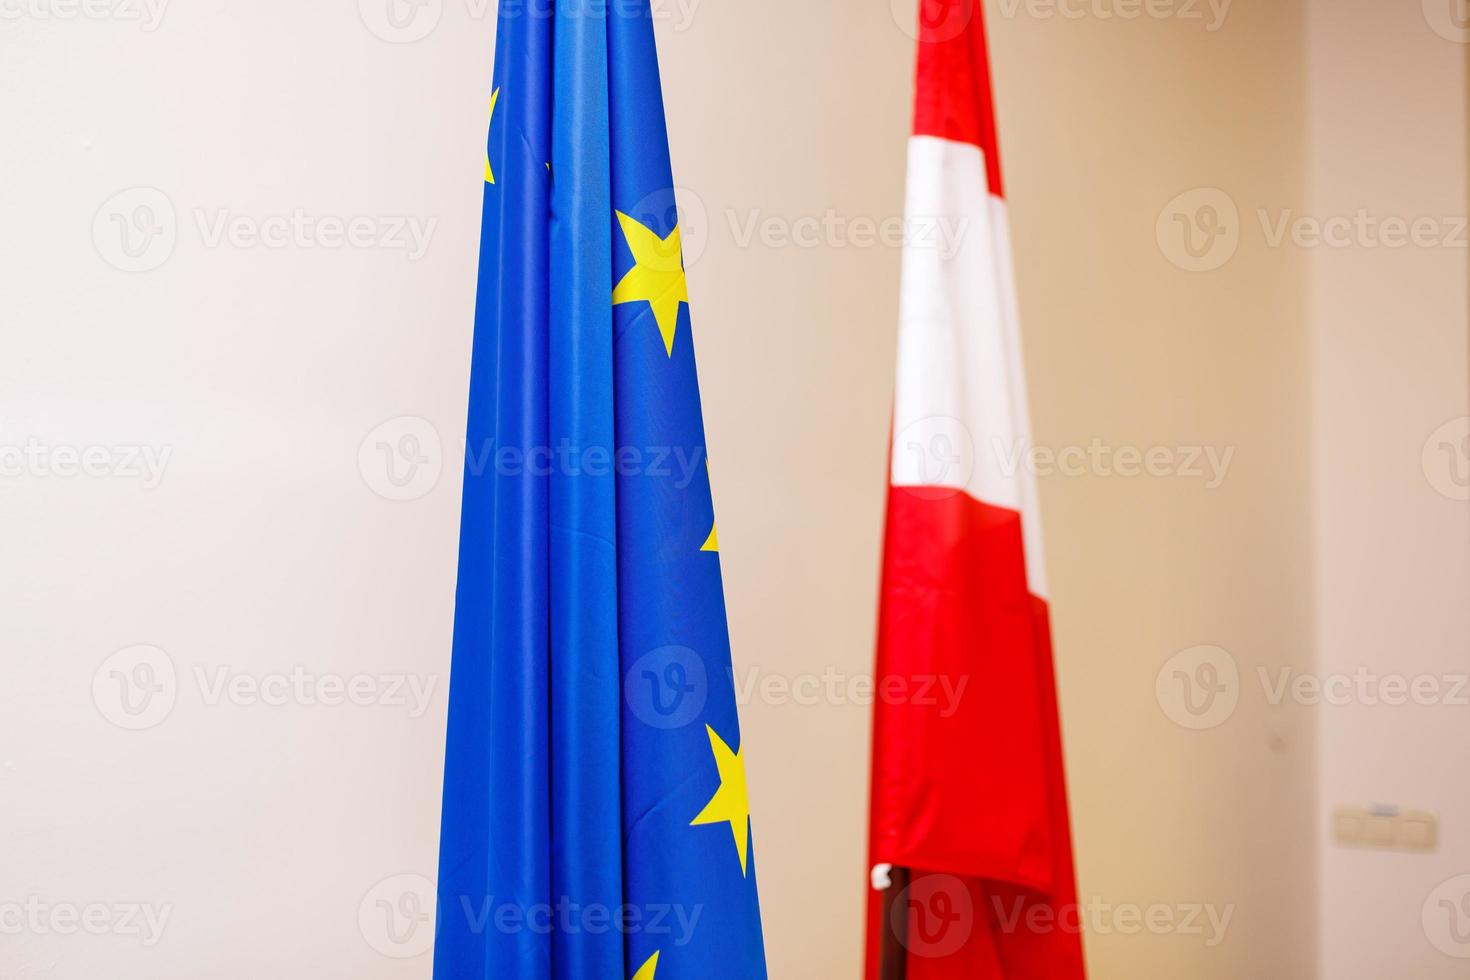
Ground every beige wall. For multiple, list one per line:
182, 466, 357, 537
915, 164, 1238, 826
1308, 2, 1470, 977
989, 3, 1318, 978
665, 1, 1325, 976
657, 3, 907, 977
677, 1, 1320, 975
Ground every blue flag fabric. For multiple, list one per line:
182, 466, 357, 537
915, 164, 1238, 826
434, 2, 768, 978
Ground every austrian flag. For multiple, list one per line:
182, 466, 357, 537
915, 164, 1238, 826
866, 2, 1086, 979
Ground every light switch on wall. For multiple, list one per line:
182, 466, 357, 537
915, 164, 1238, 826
1332, 805, 1438, 853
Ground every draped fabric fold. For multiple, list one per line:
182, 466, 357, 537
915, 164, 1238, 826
436, 3, 768, 978
866, 2, 1086, 977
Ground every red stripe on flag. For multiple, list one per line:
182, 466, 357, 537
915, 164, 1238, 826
870, 487, 1053, 886
912, 0, 1005, 197
865, 488, 1084, 979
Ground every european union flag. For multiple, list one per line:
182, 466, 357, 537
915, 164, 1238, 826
434, 2, 769, 978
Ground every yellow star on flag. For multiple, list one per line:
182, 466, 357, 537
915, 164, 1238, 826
484, 87, 500, 184
690, 724, 751, 876
632, 951, 660, 980
701, 460, 718, 552
612, 210, 688, 356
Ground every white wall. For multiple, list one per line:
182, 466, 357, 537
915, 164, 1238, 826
1308, 2, 1470, 976
1, 4, 488, 976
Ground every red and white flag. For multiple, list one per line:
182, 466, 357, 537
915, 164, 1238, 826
865, 2, 1085, 978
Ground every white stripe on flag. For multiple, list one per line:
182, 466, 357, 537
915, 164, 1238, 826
890, 134, 1048, 598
